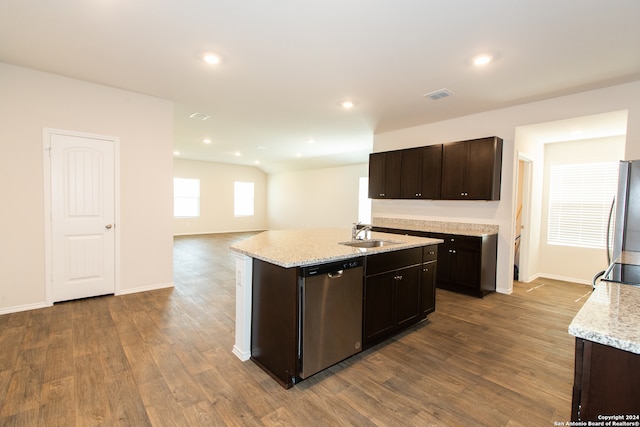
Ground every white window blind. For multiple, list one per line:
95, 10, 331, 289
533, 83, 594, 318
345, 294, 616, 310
234, 181, 254, 217
547, 162, 618, 248
174, 178, 200, 217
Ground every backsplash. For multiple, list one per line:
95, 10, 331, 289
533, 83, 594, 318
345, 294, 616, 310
373, 217, 499, 236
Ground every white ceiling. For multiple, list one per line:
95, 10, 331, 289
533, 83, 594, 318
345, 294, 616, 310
1, 0, 639, 173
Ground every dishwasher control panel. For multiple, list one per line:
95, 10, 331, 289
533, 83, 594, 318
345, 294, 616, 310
300, 258, 363, 277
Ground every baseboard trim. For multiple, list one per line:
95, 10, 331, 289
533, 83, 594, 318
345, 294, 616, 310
173, 229, 265, 237
232, 345, 251, 361
116, 282, 175, 296
0, 301, 52, 315
534, 274, 590, 286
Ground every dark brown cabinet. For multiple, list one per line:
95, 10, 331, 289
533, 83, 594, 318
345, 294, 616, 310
441, 136, 503, 200
429, 233, 496, 297
368, 151, 402, 199
363, 246, 437, 347
571, 338, 640, 421
369, 136, 502, 201
400, 145, 442, 199
421, 247, 437, 316
251, 245, 438, 388
375, 227, 497, 298
250, 259, 299, 388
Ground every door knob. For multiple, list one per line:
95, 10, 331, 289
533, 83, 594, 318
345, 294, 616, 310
105, 224, 113, 229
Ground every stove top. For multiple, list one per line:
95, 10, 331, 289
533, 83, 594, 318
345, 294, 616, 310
602, 262, 640, 286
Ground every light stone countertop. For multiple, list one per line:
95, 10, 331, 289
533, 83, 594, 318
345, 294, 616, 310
229, 228, 443, 268
372, 217, 499, 237
568, 281, 640, 354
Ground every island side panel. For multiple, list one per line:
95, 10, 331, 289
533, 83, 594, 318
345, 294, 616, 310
232, 253, 253, 361
251, 258, 299, 388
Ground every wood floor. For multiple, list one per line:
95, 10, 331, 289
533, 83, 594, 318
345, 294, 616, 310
0, 232, 592, 426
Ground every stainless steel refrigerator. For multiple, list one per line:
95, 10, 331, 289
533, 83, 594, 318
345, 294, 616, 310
601, 160, 640, 285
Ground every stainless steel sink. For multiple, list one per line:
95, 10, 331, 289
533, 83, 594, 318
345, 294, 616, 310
339, 239, 401, 248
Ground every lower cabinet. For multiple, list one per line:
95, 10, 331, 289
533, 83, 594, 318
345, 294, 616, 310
363, 246, 437, 347
251, 245, 439, 387
434, 233, 496, 297
374, 227, 496, 298
571, 338, 640, 421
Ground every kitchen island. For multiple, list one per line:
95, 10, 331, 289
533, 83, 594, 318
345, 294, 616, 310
568, 267, 640, 421
230, 228, 442, 387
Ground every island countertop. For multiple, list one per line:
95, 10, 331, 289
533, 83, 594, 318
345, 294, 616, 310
230, 228, 443, 268
568, 281, 640, 354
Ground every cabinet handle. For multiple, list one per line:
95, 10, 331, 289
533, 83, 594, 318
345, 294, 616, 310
452, 250, 456, 254
394, 275, 403, 280
423, 268, 429, 272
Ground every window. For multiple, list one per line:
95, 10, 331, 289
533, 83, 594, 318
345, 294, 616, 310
234, 181, 254, 217
173, 178, 200, 217
547, 161, 618, 248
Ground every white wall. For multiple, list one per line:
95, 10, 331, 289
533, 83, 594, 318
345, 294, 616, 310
268, 163, 368, 230
173, 159, 267, 235
538, 137, 625, 283
0, 63, 174, 313
373, 80, 640, 294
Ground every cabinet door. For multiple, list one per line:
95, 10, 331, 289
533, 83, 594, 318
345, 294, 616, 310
363, 271, 395, 344
572, 338, 640, 421
421, 261, 436, 317
400, 148, 423, 198
450, 247, 481, 290
434, 237, 453, 288
440, 141, 467, 199
384, 151, 402, 198
467, 137, 500, 200
420, 145, 442, 199
395, 265, 421, 329
368, 152, 385, 198
368, 151, 402, 199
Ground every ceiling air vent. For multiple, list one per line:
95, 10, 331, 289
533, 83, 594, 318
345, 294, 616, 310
189, 112, 210, 120
424, 88, 454, 101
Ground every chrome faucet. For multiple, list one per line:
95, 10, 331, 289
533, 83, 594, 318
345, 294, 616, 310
352, 223, 372, 240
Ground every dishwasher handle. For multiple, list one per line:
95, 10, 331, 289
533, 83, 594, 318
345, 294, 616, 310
327, 270, 344, 279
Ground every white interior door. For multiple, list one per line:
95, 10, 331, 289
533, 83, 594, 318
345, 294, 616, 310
50, 132, 116, 302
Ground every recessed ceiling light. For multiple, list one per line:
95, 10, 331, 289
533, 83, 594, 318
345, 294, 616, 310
189, 112, 210, 120
234, 151, 242, 157
203, 53, 221, 65
307, 138, 315, 144
296, 152, 302, 158
203, 138, 212, 144
472, 55, 493, 66
254, 160, 260, 165
173, 151, 180, 156
341, 100, 354, 109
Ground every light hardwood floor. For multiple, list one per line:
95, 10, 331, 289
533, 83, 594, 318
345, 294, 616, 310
0, 232, 592, 426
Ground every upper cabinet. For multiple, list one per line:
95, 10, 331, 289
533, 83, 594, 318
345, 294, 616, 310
368, 150, 402, 199
441, 137, 503, 201
400, 145, 442, 199
369, 136, 502, 201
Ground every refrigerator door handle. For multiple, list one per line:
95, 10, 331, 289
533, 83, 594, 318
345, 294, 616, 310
606, 196, 615, 266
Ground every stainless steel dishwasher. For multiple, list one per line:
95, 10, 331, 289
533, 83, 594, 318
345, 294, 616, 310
298, 258, 363, 379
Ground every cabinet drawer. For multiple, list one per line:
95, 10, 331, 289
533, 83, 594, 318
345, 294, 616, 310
423, 245, 438, 262
365, 247, 422, 276
441, 235, 480, 251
